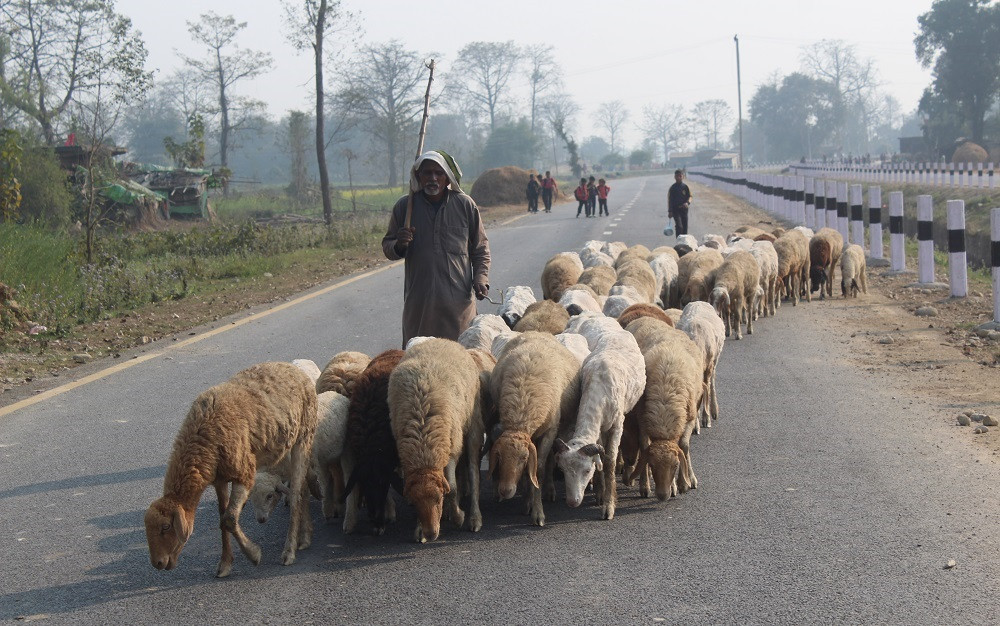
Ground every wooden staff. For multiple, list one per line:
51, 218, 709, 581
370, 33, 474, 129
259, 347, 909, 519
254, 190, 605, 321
405, 59, 436, 229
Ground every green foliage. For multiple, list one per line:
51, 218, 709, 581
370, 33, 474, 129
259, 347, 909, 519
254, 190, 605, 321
749, 73, 836, 161
915, 0, 1000, 144
628, 150, 651, 167
17, 143, 73, 225
600, 152, 624, 168
163, 114, 207, 168
480, 119, 539, 170
0, 129, 22, 220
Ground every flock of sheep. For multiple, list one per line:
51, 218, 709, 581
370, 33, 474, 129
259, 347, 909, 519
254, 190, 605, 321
143, 224, 869, 578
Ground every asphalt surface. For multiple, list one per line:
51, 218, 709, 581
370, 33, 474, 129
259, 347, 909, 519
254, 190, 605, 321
2, 174, 999, 624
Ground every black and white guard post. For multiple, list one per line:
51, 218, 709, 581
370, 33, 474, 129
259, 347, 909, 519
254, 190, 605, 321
917, 195, 936, 285
889, 191, 906, 272
850, 184, 864, 246
805, 177, 816, 229
947, 199, 968, 298
815, 179, 826, 229
869, 186, 884, 262
837, 181, 849, 242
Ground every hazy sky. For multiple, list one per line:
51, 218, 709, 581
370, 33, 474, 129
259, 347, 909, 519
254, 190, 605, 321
117, 0, 935, 149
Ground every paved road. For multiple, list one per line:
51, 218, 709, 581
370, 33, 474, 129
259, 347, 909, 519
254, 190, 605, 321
2, 175, 999, 624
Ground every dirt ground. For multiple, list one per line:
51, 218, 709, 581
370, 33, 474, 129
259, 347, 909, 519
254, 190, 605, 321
2, 182, 997, 450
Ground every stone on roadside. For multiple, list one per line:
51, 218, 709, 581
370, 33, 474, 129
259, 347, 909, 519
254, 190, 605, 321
983, 415, 998, 427
958, 414, 972, 426
878, 336, 895, 345
73, 353, 91, 364
974, 426, 988, 434
971, 413, 986, 423
915, 306, 938, 317
944, 559, 957, 569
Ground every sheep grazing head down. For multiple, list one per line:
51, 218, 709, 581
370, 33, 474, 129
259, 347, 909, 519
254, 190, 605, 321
488, 431, 538, 501
554, 438, 605, 508
144, 496, 194, 571
709, 287, 731, 322
343, 462, 399, 535
403, 468, 450, 542
250, 473, 288, 524
636, 441, 683, 501
809, 266, 827, 293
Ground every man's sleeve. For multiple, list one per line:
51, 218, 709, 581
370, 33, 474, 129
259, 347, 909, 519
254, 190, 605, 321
382, 196, 407, 260
469, 204, 491, 284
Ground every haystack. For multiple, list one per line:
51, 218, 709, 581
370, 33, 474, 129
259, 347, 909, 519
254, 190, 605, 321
952, 141, 988, 164
469, 166, 533, 207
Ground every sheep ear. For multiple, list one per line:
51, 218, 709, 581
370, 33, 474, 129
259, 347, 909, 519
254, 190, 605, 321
553, 438, 569, 455
526, 442, 539, 489
276, 482, 290, 496
172, 507, 193, 544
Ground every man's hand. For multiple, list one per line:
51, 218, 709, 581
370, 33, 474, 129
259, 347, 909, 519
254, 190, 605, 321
667, 212, 673, 219
474, 281, 489, 300
394, 227, 415, 255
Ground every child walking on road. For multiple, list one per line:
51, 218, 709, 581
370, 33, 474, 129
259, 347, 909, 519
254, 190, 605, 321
597, 178, 610, 216
574, 178, 588, 218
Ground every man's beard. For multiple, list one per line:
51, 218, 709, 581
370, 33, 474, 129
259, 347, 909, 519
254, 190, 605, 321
423, 181, 442, 195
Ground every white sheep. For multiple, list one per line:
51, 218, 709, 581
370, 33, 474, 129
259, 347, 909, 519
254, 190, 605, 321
580, 247, 616, 269
496, 285, 537, 328
458, 314, 511, 353
601, 240, 628, 261
554, 324, 645, 520
291, 359, 321, 383
554, 331, 592, 364
709, 250, 760, 340
558, 287, 603, 316
677, 301, 725, 431
749, 240, 779, 318
840, 244, 868, 297
316, 351, 371, 396
648, 253, 680, 308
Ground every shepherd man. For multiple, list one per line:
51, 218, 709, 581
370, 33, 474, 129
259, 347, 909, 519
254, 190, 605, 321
382, 150, 491, 348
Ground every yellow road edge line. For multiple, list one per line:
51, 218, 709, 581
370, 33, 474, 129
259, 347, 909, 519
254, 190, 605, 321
0, 260, 403, 419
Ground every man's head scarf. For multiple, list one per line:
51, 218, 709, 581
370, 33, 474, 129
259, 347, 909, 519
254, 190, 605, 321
410, 150, 463, 194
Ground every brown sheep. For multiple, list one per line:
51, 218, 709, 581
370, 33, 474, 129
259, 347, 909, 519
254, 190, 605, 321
541, 253, 583, 301
614, 258, 658, 303
617, 302, 674, 329
809, 227, 844, 299
316, 351, 371, 396
513, 299, 570, 334
144, 362, 317, 578
624, 318, 704, 499
389, 339, 490, 543
732, 225, 770, 239
577, 265, 617, 296
709, 250, 761, 340
773, 230, 810, 306
753, 232, 777, 243
676, 248, 724, 307
488, 332, 581, 527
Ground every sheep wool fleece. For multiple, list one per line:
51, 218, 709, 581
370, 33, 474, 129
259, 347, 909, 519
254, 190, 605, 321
383, 190, 491, 346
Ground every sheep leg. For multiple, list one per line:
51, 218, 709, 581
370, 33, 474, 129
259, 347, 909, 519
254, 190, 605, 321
529, 432, 557, 527
319, 460, 340, 522
678, 420, 698, 492
341, 454, 360, 533
214, 482, 235, 578
709, 369, 720, 424
444, 458, 465, 529
329, 462, 345, 517
745, 295, 754, 336
220, 483, 262, 568
281, 444, 310, 566
463, 435, 483, 533
732, 306, 742, 340
384, 492, 396, 523
601, 426, 623, 520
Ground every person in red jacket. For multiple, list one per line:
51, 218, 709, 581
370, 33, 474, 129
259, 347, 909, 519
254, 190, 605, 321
597, 178, 611, 216
541, 171, 558, 212
574, 178, 588, 217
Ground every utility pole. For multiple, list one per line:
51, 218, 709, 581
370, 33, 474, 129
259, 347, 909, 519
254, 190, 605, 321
734, 34, 744, 171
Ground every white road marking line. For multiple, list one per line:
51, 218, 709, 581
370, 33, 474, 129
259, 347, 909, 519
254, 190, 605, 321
603, 231, 613, 235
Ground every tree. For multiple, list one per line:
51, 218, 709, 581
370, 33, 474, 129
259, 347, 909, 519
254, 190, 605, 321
544, 92, 582, 177
0, 0, 149, 145
163, 114, 206, 168
800, 40, 879, 151
182, 12, 274, 195
748, 73, 835, 161
120, 86, 185, 164
447, 41, 521, 131
636, 103, 688, 163
284, 111, 311, 205
480, 119, 538, 170
628, 149, 652, 168
691, 100, 733, 150
580, 136, 611, 164
283, 0, 357, 225
335, 41, 427, 187
595, 100, 629, 156
915, 0, 1000, 145
524, 44, 562, 133
70, 11, 152, 262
